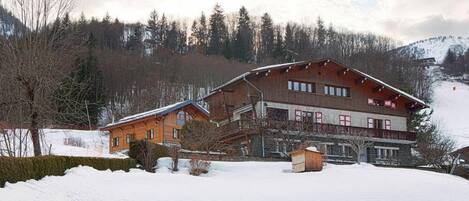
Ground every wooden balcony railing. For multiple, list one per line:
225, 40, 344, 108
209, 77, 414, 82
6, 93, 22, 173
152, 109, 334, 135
219, 119, 416, 141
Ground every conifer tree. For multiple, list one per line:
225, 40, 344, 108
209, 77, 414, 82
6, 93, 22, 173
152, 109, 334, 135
207, 4, 228, 55
259, 13, 274, 61
233, 6, 253, 62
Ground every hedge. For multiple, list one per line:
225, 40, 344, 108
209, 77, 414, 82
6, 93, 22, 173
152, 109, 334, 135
0, 156, 136, 187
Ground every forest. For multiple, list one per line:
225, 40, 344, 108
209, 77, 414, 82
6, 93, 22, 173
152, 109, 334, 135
0, 2, 432, 130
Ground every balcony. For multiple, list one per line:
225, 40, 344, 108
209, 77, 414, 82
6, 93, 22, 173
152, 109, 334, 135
219, 119, 416, 142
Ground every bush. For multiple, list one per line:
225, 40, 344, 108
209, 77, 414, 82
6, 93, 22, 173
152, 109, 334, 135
128, 140, 168, 172
189, 157, 211, 176
0, 156, 136, 187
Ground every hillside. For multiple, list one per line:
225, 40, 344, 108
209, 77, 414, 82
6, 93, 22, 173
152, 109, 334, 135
397, 36, 469, 63
0, 129, 125, 158
1, 158, 468, 201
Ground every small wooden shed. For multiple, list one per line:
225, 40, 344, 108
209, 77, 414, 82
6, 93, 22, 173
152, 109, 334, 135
289, 147, 323, 172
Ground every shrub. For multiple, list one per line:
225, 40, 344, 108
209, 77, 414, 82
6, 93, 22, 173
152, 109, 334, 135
189, 156, 211, 176
0, 156, 136, 187
128, 140, 168, 172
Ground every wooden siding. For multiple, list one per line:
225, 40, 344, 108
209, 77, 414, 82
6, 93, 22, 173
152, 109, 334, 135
251, 62, 409, 117
107, 105, 208, 153
206, 62, 412, 123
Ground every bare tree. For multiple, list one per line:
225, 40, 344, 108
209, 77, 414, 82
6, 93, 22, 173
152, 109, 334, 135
180, 120, 232, 156
0, 0, 75, 156
347, 135, 373, 164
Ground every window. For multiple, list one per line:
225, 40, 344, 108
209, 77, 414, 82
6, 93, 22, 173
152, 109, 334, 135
340, 144, 353, 157
324, 144, 335, 156
368, 118, 384, 129
295, 110, 314, 122
367, 118, 374, 128
173, 128, 180, 139
339, 115, 351, 126
112, 137, 119, 147
368, 98, 396, 109
325, 85, 350, 97
375, 147, 399, 159
288, 80, 315, 93
315, 112, 323, 123
267, 108, 288, 121
125, 134, 134, 144
176, 111, 193, 125
145, 129, 155, 139
385, 120, 391, 130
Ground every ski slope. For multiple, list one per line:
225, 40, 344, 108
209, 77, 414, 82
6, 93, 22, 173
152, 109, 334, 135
431, 80, 469, 149
398, 36, 469, 63
1, 158, 468, 201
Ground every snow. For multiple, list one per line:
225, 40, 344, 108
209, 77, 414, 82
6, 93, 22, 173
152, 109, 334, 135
0, 129, 125, 158
398, 36, 469, 63
1, 158, 468, 201
306, 146, 318, 152
431, 80, 469, 149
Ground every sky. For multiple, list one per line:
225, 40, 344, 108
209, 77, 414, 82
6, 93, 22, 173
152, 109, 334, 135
71, 0, 469, 44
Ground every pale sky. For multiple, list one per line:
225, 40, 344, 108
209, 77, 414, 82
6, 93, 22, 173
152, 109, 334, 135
72, 0, 469, 44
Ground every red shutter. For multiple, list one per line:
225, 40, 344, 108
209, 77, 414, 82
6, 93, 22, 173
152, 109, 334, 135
316, 112, 322, 124
385, 120, 391, 130
368, 118, 374, 128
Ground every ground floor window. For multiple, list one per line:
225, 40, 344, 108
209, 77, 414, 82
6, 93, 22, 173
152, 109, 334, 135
112, 137, 119, 147
125, 134, 134, 144
339, 144, 353, 157
173, 128, 180, 139
267, 107, 288, 121
145, 129, 155, 139
375, 147, 399, 159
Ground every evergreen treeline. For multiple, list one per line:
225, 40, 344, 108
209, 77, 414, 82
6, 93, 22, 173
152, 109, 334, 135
442, 48, 469, 76
1, 4, 432, 127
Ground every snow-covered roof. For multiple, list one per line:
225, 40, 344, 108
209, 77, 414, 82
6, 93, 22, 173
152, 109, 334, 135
204, 58, 428, 108
102, 100, 208, 129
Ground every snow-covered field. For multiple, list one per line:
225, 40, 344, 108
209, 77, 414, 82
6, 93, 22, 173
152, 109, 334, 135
1, 158, 468, 201
431, 80, 469, 149
0, 129, 125, 158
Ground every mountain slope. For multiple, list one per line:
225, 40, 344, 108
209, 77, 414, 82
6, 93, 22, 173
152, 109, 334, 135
397, 36, 469, 63
431, 80, 469, 148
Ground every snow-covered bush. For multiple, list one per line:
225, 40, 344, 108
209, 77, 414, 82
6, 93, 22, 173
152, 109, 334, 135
189, 157, 211, 176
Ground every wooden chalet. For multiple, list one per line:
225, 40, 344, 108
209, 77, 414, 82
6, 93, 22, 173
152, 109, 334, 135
203, 58, 429, 166
101, 100, 209, 153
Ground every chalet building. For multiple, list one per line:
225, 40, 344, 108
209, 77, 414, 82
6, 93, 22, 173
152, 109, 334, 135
101, 100, 209, 153
203, 58, 428, 166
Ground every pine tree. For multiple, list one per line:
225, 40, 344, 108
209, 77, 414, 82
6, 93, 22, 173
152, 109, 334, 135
284, 23, 295, 61
189, 20, 198, 51
126, 23, 144, 51
146, 10, 160, 53
207, 4, 228, 55
233, 6, 253, 62
259, 13, 274, 61
272, 27, 285, 61
195, 13, 208, 53
315, 17, 326, 55
55, 33, 105, 127
167, 21, 179, 52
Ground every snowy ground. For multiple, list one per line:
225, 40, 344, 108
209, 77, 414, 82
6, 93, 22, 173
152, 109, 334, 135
431, 80, 469, 149
0, 129, 125, 158
1, 158, 468, 201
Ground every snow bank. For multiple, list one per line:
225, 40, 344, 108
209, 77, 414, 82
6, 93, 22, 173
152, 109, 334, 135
431, 81, 469, 148
1, 158, 468, 201
0, 129, 125, 158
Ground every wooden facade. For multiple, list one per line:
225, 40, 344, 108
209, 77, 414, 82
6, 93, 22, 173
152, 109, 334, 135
101, 101, 209, 153
203, 58, 428, 166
